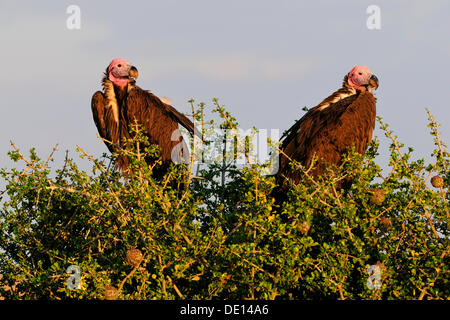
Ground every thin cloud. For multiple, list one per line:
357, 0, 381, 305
402, 0, 449, 42
140, 54, 330, 82
0, 9, 112, 86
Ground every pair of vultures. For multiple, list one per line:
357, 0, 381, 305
91, 58, 379, 197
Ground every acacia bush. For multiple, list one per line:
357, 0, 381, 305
0, 101, 448, 300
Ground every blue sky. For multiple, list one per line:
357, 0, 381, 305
0, 0, 449, 177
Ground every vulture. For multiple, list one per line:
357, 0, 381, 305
276, 65, 379, 191
91, 58, 200, 176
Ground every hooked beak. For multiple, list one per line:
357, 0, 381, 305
369, 74, 379, 90
129, 66, 138, 80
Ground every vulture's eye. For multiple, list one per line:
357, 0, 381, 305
117, 64, 122, 67
358, 72, 362, 75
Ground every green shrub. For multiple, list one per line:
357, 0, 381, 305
0, 102, 448, 300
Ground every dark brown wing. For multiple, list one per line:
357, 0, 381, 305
124, 87, 193, 164
279, 93, 361, 179
280, 86, 357, 150
91, 91, 115, 153
280, 108, 314, 151
161, 102, 203, 140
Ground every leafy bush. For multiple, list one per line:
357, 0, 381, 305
0, 101, 448, 300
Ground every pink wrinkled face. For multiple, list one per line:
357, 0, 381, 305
108, 58, 132, 87
347, 65, 374, 91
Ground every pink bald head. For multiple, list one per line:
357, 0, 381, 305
347, 65, 379, 91
107, 58, 137, 87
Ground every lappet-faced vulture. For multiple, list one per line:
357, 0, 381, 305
276, 65, 379, 189
91, 58, 201, 176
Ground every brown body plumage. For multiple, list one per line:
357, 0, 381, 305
276, 66, 379, 192
91, 59, 199, 176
